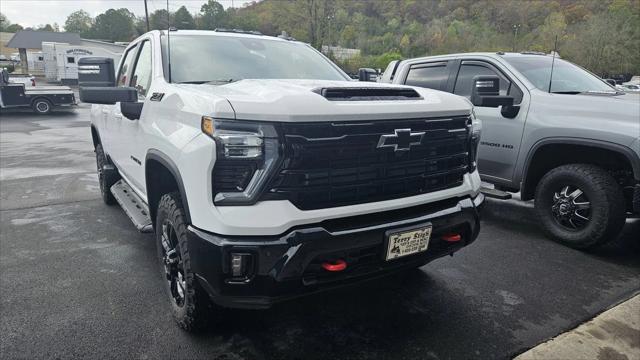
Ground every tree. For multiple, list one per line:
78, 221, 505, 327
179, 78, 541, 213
149, 9, 171, 30
174, 6, 195, 29
36, 24, 56, 32
64, 10, 93, 36
92, 8, 135, 41
200, 0, 227, 30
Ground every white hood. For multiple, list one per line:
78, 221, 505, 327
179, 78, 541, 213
176, 79, 471, 122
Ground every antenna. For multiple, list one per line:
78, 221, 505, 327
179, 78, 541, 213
547, 35, 558, 93
166, 0, 172, 83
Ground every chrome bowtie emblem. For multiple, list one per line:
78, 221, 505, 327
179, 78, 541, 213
377, 128, 425, 152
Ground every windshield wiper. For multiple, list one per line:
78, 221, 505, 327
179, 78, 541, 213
176, 79, 239, 85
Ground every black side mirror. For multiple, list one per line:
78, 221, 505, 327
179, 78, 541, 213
471, 75, 514, 107
78, 57, 115, 87
79, 87, 137, 105
121, 102, 143, 120
605, 79, 616, 86
358, 68, 378, 82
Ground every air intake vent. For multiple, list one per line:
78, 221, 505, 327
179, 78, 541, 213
314, 87, 422, 101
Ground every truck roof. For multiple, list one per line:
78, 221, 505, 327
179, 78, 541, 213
154, 29, 299, 44
411, 51, 558, 61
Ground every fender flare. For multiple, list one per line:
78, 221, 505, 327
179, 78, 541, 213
145, 149, 192, 224
520, 137, 640, 196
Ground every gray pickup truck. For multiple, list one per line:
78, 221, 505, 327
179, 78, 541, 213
378, 52, 640, 248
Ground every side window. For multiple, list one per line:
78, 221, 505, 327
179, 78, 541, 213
454, 62, 523, 104
116, 44, 138, 87
67, 57, 75, 64
130, 41, 153, 98
404, 62, 449, 90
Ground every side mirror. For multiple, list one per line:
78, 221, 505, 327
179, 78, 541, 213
79, 86, 137, 105
78, 57, 115, 87
605, 78, 616, 86
121, 102, 143, 120
358, 68, 378, 82
471, 75, 514, 108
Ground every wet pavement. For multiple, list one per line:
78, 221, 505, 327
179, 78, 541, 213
1, 106, 639, 359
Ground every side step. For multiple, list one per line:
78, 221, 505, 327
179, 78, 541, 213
111, 180, 153, 233
480, 186, 512, 200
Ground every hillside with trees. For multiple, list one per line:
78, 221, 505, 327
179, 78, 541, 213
2, 0, 638, 76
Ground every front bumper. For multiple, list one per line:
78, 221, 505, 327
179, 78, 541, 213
187, 194, 484, 309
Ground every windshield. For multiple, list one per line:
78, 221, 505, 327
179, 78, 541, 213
162, 34, 348, 83
504, 56, 616, 93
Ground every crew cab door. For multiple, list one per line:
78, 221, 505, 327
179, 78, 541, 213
451, 60, 528, 185
117, 39, 153, 193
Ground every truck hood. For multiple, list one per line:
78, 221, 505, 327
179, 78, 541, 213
176, 79, 471, 122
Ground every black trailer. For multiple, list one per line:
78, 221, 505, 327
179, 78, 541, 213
0, 69, 76, 114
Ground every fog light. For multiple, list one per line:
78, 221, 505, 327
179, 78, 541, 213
230, 253, 252, 277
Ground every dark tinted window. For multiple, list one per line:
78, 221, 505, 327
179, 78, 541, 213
405, 63, 448, 90
454, 62, 523, 104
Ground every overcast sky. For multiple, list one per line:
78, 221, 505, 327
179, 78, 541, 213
1, 0, 253, 30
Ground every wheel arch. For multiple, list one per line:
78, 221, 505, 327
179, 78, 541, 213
145, 149, 192, 228
520, 138, 640, 201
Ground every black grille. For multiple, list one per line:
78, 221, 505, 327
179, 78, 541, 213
264, 116, 472, 210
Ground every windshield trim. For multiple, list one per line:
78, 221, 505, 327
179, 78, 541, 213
159, 33, 352, 83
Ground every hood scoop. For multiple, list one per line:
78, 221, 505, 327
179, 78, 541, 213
313, 87, 422, 101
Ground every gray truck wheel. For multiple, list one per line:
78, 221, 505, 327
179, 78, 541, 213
95, 144, 117, 205
32, 98, 52, 114
534, 164, 626, 249
156, 192, 211, 331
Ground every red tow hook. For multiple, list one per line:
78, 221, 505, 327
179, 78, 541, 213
442, 233, 462, 242
321, 259, 347, 272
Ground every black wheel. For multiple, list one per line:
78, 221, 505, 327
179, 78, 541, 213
535, 164, 626, 249
32, 98, 52, 114
95, 144, 117, 205
156, 192, 211, 331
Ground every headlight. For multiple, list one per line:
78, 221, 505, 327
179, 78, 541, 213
202, 116, 281, 205
469, 110, 481, 172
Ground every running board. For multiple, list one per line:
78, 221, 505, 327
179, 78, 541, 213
111, 180, 153, 233
480, 187, 512, 200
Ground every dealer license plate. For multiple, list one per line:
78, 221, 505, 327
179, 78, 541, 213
385, 225, 432, 261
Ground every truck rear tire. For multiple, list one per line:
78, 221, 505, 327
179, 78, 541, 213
32, 98, 52, 114
156, 192, 211, 331
534, 164, 626, 249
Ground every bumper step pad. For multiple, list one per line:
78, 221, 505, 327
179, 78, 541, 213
111, 180, 153, 233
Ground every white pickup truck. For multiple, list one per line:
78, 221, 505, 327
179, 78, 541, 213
78, 29, 484, 331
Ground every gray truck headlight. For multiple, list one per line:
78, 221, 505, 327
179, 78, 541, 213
202, 116, 281, 205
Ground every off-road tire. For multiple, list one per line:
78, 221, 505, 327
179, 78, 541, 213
95, 144, 117, 205
534, 164, 626, 249
32, 98, 52, 114
156, 192, 211, 331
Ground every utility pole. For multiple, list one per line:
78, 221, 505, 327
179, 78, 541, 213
512, 24, 521, 52
144, 0, 150, 31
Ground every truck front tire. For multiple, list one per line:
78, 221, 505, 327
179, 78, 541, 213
534, 164, 626, 249
155, 192, 211, 331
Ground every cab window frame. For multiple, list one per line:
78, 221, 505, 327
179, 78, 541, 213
453, 59, 523, 105
116, 43, 140, 88
402, 61, 451, 91
128, 39, 153, 99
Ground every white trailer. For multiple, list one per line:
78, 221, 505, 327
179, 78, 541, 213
42, 42, 123, 84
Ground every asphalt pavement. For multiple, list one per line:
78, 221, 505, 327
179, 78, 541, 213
1, 106, 639, 359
